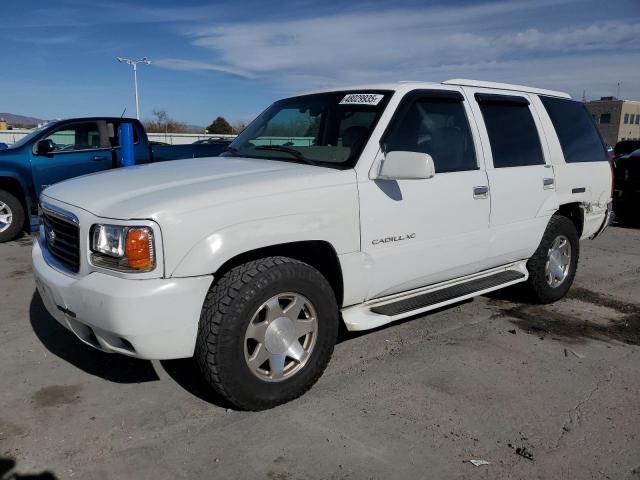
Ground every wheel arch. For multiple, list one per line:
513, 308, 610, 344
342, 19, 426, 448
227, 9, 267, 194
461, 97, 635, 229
211, 241, 344, 307
555, 202, 584, 237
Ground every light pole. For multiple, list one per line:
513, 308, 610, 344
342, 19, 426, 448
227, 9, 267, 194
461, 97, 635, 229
116, 57, 151, 120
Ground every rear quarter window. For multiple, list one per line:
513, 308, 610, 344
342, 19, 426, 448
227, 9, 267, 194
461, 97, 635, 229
539, 96, 608, 163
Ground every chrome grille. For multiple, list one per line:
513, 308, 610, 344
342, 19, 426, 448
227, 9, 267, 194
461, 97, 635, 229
43, 209, 80, 273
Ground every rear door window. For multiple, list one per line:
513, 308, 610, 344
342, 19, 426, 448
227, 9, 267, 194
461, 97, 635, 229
539, 96, 608, 163
476, 94, 544, 168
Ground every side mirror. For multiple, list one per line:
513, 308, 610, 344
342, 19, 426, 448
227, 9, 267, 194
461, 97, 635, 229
36, 139, 55, 155
376, 151, 435, 180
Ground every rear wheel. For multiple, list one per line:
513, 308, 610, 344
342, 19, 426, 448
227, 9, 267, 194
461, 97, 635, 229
525, 215, 579, 303
196, 256, 339, 410
0, 189, 24, 243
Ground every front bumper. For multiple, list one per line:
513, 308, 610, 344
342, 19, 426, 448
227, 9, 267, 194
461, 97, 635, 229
32, 239, 213, 360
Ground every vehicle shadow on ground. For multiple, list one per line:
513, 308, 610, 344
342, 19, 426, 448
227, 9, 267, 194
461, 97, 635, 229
29, 291, 159, 383
160, 358, 234, 409
0, 457, 57, 479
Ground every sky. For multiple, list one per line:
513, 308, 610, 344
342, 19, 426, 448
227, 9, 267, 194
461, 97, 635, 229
1, 0, 639, 126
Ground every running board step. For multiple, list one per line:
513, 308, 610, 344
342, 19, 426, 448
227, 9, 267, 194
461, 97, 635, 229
371, 270, 525, 317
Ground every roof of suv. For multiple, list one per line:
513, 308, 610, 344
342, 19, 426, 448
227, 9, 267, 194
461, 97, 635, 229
306, 79, 571, 99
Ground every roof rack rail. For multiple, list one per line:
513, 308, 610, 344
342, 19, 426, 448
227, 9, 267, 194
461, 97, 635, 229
443, 78, 571, 99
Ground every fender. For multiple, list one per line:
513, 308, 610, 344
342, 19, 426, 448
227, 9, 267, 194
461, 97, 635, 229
170, 212, 360, 278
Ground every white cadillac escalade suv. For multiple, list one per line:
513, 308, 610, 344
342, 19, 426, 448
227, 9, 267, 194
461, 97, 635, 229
33, 79, 612, 410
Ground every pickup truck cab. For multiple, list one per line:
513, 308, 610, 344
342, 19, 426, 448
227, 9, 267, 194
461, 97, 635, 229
0, 117, 230, 242
32, 79, 612, 410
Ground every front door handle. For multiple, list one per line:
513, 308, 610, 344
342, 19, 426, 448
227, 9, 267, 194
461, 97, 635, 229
473, 186, 489, 199
543, 177, 555, 189
91, 155, 108, 161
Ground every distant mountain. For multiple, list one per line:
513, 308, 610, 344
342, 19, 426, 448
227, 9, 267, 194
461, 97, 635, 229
0, 113, 47, 128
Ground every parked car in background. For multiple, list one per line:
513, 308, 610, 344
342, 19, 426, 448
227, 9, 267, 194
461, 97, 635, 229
614, 140, 640, 158
33, 80, 612, 410
613, 148, 640, 224
193, 137, 233, 145
0, 117, 230, 242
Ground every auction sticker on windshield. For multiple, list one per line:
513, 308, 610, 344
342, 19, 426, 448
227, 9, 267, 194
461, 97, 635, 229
339, 93, 384, 106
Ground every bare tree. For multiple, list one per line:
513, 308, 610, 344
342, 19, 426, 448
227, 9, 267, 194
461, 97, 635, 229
143, 110, 189, 133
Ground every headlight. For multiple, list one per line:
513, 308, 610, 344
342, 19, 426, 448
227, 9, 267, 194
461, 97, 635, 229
90, 224, 155, 272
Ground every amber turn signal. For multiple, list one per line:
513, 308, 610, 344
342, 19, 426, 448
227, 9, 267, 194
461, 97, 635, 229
125, 228, 154, 270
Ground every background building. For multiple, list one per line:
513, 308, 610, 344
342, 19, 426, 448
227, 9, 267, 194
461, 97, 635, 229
586, 97, 640, 145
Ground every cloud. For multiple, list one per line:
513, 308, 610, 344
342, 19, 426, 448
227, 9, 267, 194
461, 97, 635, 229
181, 0, 640, 97
153, 58, 256, 79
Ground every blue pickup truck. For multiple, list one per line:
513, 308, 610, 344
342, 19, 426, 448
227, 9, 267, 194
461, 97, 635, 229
0, 117, 231, 242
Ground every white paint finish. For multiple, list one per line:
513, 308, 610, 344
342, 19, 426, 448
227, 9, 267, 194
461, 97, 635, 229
443, 79, 571, 99
529, 93, 612, 238
43, 157, 361, 277
337, 251, 373, 307
374, 151, 435, 180
342, 261, 529, 331
358, 166, 491, 299
32, 239, 212, 359
462, 87, 558, 264
31, 80, 614, 352
485, 164, 556, 261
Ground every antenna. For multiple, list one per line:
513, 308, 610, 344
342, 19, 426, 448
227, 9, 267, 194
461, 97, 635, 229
617, 82, 621, 100
120, 107, 127, 118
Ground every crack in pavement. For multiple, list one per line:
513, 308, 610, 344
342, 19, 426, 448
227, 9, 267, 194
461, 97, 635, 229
550, 347, 636, 452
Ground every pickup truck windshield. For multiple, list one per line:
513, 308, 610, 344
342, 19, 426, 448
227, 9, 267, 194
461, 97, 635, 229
224, 90, 392, 168
7, 125, 48, 149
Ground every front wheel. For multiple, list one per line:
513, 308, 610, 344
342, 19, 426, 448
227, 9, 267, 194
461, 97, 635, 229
524, 215, 579, 304
196, 256, 339, 410
0, 189, 25, 243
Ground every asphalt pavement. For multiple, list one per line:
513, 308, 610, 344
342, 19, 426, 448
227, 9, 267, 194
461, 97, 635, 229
1, 226, 639, 479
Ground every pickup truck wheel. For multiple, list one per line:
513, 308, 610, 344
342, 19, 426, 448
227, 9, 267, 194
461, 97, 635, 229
525, 215, 579, 304
196, 256, 339, 410
0, 190, 24, 243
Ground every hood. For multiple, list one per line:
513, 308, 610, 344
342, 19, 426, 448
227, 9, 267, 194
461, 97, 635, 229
41, 156, 351, 219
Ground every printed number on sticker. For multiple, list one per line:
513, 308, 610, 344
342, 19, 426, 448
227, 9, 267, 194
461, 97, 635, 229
339, 93, 384, 106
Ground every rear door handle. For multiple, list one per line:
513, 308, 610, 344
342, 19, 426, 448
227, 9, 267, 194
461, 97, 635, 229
91, 155, 108, 161
543, 178, 555, 189
473, 186, 489, 199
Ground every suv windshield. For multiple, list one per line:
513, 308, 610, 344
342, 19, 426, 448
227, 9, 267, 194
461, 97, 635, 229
224, 90, 392, 168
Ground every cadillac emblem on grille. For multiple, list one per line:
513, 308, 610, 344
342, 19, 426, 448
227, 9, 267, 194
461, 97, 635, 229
46, 228, 56, 246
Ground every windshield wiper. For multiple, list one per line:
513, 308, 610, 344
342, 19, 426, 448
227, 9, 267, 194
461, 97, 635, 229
254, 145, 317, 166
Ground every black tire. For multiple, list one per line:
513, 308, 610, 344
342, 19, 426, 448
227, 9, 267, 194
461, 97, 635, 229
0, 189, 25, 243
196, 256, 339, 410
525, 215, 579, 304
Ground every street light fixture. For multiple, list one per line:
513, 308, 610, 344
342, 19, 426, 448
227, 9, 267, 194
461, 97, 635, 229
116, 56, 151, 120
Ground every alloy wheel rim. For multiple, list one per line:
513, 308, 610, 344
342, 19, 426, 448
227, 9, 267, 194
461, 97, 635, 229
545, 235, 571, 288
243, 292, 318, 382
0, 201, 13, 233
